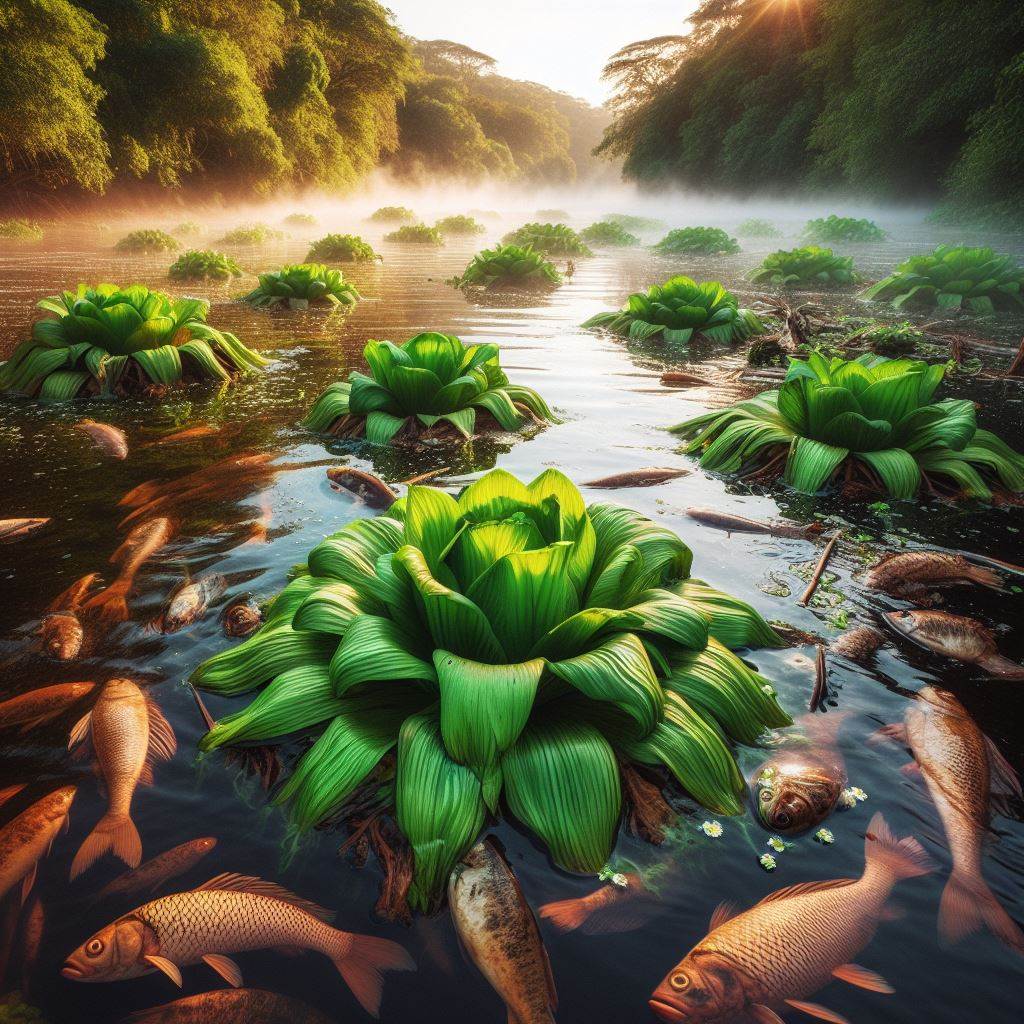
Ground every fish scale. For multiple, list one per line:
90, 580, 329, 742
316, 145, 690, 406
94, 684, 149, 816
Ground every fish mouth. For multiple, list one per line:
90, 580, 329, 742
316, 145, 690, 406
649, 999, 686, 1022
61, 962, 85, 979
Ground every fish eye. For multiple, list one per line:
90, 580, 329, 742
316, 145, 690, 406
85, 939, 105, 957
775, 811, 790, 825
669, 973, 690, 991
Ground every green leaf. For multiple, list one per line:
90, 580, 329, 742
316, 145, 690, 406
671, 579, 782, 649
783, 437, 848, 493
403, 485, 461, 575
329, 614, 435, 695
856, 449, 921, 499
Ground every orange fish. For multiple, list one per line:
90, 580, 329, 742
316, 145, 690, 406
96, 837, 218, 902
119, 988, 335, 1024
0, 786, 76, 904
884, 609, 1024, 678
141, 424, 222, 447
0, 681, 96, 733
0, 518, 50, 543
540, 871, 653, 934
75, 420, 128, 459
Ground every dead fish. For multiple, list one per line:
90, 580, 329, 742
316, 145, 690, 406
649, 813, 931, 1024
221, 595, 262, 637
584, 467, 688, 488
326, 467, 397, 508
0, 784, 26, 809
37, 612, 85, 660
69, 678, 177, 879
660, 371, 711, 387
141, 425, 222, 447
0, 786, 76, 904
449, 839, 556, 1024
686, 507, 823, 540
119, 988, 335, 1024
0, 681, 96, 733
539, 872, 654, 935
866, 551, 1002, 601
0, 518, 50, 543
157, 574, 227, 634
96, 837, 218, 903
750, 713, 848, 835
21, 894, 44, 993
830, 625, 886, 664
900, 686, 1024, 953
75, 420, 128, 459
62, 873, 414, 1016
883, 609, 1024, 679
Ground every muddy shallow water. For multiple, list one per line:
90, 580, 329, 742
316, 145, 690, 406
2, 214, 1024, 1023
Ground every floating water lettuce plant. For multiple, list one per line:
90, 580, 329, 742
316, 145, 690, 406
115, 229, 179, 254
0, 218, 44, 240
750, 247, 858, 288
385, 224, 444, 245
283, 212, 318, 228
305, 233, 379, 263
435, 215, 486, 235
802, 215, 886, 244
217, 223, 284, 245
580, 221, 641, 247
604, 213, 665, 234
449, 244, 562, 291
369, 206, 416, 224
653, 227, 740, 257
169, 249, 242, 281
242, 264, 359, 310
737, 218, 781, 239
171, 220, 202, 236
503, 222, 592, 257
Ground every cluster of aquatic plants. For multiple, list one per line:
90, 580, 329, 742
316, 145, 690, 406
535, 208, 570, 220
217, 223, 284, 246
0, 284, 266, 400
0, 218, 44, 240
580, 221, 641, 247
385, 224, 445, 245
503, 222, 592, 257
171, 221, 202, 236
850, 321, 925, 357
653, 227, 740, 257
605, 213, 664, 234
583, 276, 764, 345
449, 244, 562, 292
435, 215, 486, 235
304, 332, 555, 442
750, 247, 858, 288
242, 264, 360, 310
370, 206, 416, 224
736, 218, 781, 239
115, 229, 179, 254
862, 246, 1024, 314
671, 353, 1024, 500
168, 250, 242, 281
192, 466, 790, 907
305, 233, 379, 263
283, 213, 318, 228
802, 215, 886, 244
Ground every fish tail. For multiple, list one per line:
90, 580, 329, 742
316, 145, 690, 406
81, 580, 131, 628
538, 895, 594, 932
863, 812, 934, 884
330, 932, 414, 1017
939, 871, 1024, 953
976, 654, 1024, 680
70, 813, 141, 879
963, 563, 1004, 590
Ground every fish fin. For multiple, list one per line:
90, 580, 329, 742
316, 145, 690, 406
900, 761, 923, 778
578, 900, 652, 936
939, 871, 1024, 953
797, 709, 851, 745
832, 963, 894, 993
538, 894, 594, 933
331, 932, 415, 1018
879, 903, 905, 922
0, 783, 26, 809
984, 736, 1022, 802
193, 873, 333, 922
70, 814, 142, 879
962, 563, 1003, 590
273, 945, 306, 956
867, 723, 907, 746
863, 812, 934, 881
15, 705, 69, 734
748, 1005, 786, 1024
754, 879, 855, 908
138, 763, 154, 787
145, 697, 177, 764
80, 580, 131, 629
784, 999, 851, 1024
143, 954, 182, 987
709, 900, 738, 931
976, 653, 1024, 680
67, 710, 92, 751
45, 573, 102, 613
202, 953, 243, 987
20, 863, 38, 905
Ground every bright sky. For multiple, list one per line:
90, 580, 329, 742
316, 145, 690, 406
385, 1, 698, 106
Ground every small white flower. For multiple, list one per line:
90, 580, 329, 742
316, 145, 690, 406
701, 820, 724, 838
610, 872, 629, 889
767, 836, 786, 853
850, 786, 868, 802
839, 789, 858, 809
815, 828, 835, 845
761, 684, 776, 696
759, 853, 777, 871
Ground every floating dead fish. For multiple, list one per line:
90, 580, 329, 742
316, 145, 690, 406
221, 595, 263, 638
38, 612, 85, 660
75, 420, 128, 459
449, 839, 556, 1024
69, 678, 177, 879
156, 574, 227, 634
584, 467, 688, 488
0, 786, 76, 904
866, 551, 1002, 602
326, 467, 398, 508
141, 425, 222, 447
830, 625, 886, 664
96, 837, 218, 903
62, 873, 414, 1016
540, 872, 654, 935
649, 813, 930, 1024
119, 988, 335, 1024
660, 371, 712, 387
685, 507, 823, 539
883, 609, 1024, 679
0, 681, 96, 734
0, 518, 50, 543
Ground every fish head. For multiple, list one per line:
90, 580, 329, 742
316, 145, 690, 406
195, 836, 218, 853
40, 613, 83, 660
752, 760, 839, 834
62, 916, 152, 982
649, 952, 747, 1023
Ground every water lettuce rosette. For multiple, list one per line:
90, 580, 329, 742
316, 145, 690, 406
0, 283, 267, 400
192, 468, 790, 908
653, 227, 740, 257
580, 221, 640, 247
169, 250, 242, 281
115, 229, 179, 254
242, 264, 360, 310
802, 215, 886, 244
671, 353, 1024, 500
385, 224, 444, 246
304, 332, 556, 443
502, 223, 592, 257
750, 247, 857, 288
449, 244, 562, 292
306, 233, 379, 263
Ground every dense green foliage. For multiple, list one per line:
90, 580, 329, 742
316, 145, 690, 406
385, 223, 444, 245
369, 205, 416, 224
672, 353, 1024, 500
736, 218, 781, 239
172, 220, 202, 236
114, 228, 179, 253
750, 247, 858, 289
536, 208, 570, 221
0, 218, 44, 239
598, 1, 1024, 226
802, 216, 886, 244
605, 213, 665, 234
283, 212, 317, 228
193, 466, 789, 906
580, 221, 640, 247
862, 246, 1024, 313
503, 222, 592, 257
168, 249, 242, 281
450, 244, 562, 291
242, 264, 359, 310
583, 276, 764, 345
653, 227, 739, 257
0, 283, 265, 398
434, 214, 485, 235
305, 233, 379, 263
853, 322, 925, 357
217, 223, 283, 245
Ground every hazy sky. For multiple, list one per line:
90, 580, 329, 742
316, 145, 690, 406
385, 1, 697, 106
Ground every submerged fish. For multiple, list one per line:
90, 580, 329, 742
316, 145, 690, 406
38, 612, 85, 659
0, 681, 96, 733
120, 988, 334, 1024
157, 574, 227, 633
830, 626, 885, 664
0, 786, 76, 904
0, 518, 50, 543
685, 508, 823, 540
649, 813, 931, 1024
865, 551, 1002, 601
75, 420, 128, 459
449, 839, 557, 1024
539, 872, 654, 935
96, 837, 218, 903
21, 893, 44, 993
584, 468, 688, 488
69, 678, 177, 879
902, 686, 1024, 953
326, 467, 398, 508
221, 595, 262, 637
62, 873, 414, 1016
884, 609, 1024, 678
141, 424, 222, 447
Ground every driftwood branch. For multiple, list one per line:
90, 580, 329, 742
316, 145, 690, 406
809, 644, 828, 712
797, 531, 842, 607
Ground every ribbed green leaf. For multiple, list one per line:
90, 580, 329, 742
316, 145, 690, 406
671, 578, 782, 649
784, 437, 848, 493
330, 614, 435, 695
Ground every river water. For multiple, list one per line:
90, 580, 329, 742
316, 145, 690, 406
1, 213, 1023, 1023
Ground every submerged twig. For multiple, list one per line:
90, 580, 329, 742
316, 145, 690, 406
809, 644, 828, 712
797, 531, 842, 607
400, 466, 451, 486
1005, 336, 1024, 378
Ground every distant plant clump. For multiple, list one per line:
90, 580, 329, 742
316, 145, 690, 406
172, 220, 202, 236
115, 229, 179, 254
283, 212, 318, 228
435, 214, 486, 235
653, 227, 740, 257
242, 264, 360, 310
850, 321, 925, 357
736, 218, 781, 238
217, 223, 284, 245
604, 213, 665, 234
535, 208, 570, 220
862, 245, 1024, 314
580, 221, 640, 247
169, 249, 242, 281
802, 215, 886, 244
583, 276, 764, 345
503, 222, 592, 257
385, 223, 445, 245
449, 244, 562, 291
750, 246, 858, 288
305, 233, 379, 263
369, 205, 416, 224
0, 218, 44, 240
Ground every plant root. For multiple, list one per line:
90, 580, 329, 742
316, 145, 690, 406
621, 763, 676, 844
